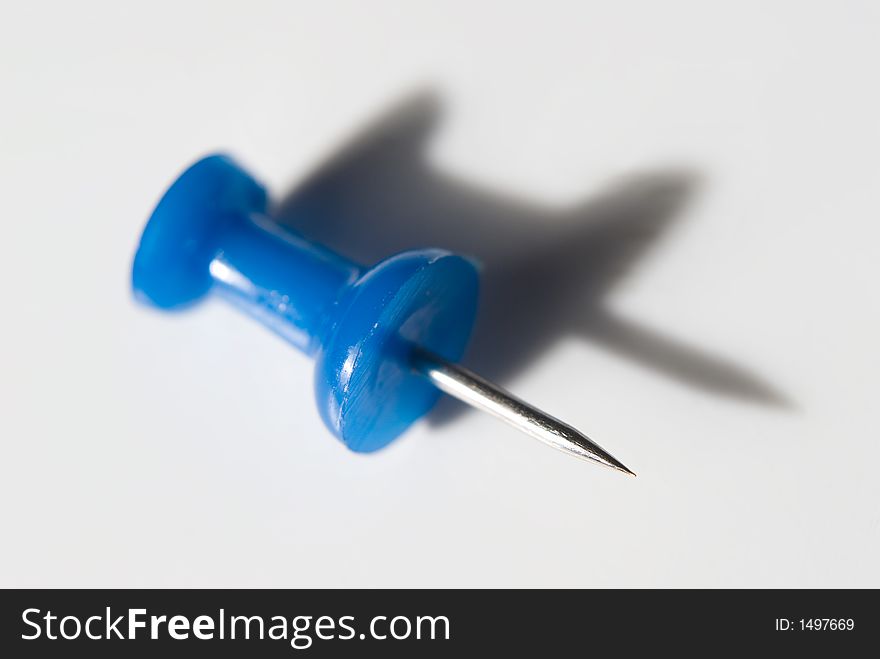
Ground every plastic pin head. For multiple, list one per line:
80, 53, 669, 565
133, 155, 478, 452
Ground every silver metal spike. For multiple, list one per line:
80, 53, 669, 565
413, 349, 635, 476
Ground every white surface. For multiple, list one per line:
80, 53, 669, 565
1, 1, 879, 587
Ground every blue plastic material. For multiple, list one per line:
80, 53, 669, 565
132, 154, 479, 452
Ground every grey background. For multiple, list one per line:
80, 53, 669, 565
1, 0, 878, 586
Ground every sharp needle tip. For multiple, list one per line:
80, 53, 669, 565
569, 432, 636, 477
414, 349, 637, 477
604, 454, 636, 477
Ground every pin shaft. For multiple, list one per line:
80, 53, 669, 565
413, 350, 635, 475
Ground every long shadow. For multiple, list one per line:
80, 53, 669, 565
275, 92, 789, 424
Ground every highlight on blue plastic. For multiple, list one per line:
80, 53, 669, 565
132, 154, 480, 452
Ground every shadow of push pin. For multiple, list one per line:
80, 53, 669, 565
132, 154, 634, 475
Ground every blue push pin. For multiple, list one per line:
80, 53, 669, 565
132, 154, 633, 474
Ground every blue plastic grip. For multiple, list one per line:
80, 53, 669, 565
212, 212, 360, 354
132, 154, 480, 452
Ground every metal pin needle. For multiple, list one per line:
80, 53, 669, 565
413, 350, 635, 476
